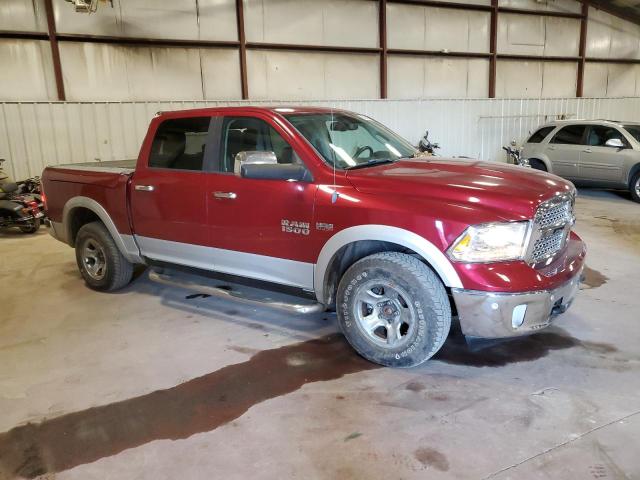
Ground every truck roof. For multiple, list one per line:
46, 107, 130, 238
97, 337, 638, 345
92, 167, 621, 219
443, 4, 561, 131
156, 106, 350, 117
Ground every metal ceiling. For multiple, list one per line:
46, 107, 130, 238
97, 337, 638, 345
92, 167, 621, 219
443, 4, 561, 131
588, 0, 640, 26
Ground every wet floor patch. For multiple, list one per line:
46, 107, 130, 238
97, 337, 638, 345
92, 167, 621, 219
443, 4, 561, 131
434, 329, 617, 368
581, 266, 609, 289
0, 334, 378, 479
414, 447, 449, 471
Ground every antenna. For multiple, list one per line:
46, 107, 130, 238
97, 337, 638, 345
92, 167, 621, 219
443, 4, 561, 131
331, 107, 339, 204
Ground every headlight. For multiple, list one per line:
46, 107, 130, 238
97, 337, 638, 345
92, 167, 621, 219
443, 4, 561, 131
447, 221, 531, 263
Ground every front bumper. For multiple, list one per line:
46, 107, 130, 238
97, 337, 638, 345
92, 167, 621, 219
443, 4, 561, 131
451, 266, 583, 338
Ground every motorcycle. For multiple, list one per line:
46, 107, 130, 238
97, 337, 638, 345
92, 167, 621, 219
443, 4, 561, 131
0, 183, 43, 233
0, 159, 44, 233
502, 140, 530, 168
418, 130, 440, 156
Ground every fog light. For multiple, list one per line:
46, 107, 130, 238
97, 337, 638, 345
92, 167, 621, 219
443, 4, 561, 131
512, 304, 527, 328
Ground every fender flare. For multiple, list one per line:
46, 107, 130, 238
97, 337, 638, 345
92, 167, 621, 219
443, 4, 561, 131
314, 224, 463, 302
62, 196, 142, 262
527, 156, 552, 173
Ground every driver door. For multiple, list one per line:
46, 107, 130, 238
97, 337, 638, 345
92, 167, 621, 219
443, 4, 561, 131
205, 113, 317, 289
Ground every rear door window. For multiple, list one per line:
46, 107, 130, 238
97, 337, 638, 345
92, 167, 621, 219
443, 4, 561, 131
149, 117, 212, 171
550, 125, 588, 145
527, 126, 555, 143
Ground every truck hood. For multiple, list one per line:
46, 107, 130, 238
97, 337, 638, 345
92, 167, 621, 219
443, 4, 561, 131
345, 158, 574, 220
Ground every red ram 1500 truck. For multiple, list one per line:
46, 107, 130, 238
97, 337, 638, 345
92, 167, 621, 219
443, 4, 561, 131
42, 107, 586, 367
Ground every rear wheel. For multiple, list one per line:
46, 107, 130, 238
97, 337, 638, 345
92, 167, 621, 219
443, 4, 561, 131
19, 218, 40, 234
529, 159, 547, 172
630, 171, 640, 203
75, 221, 133, 291
336, 252, 451, 368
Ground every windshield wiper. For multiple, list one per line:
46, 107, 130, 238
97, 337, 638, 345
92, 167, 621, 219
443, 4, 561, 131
345, 158, 397, 170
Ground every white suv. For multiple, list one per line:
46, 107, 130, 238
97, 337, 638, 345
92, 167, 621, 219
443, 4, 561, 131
521, 120, 640, 203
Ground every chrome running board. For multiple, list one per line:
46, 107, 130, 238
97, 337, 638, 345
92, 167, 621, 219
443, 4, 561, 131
148, 269, 325, 315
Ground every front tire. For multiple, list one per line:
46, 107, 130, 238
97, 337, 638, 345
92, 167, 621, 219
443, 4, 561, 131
630, 171, 640, 203
337, 252, 451, 368
75, 221, 133, 291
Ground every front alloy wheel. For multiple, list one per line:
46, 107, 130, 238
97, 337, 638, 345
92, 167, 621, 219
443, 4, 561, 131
337, 252, 451, 368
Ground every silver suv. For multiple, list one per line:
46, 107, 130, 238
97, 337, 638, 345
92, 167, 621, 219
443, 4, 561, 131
521, 120, 640, 203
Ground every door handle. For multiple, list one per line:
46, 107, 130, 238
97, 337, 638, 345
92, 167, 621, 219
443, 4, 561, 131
549, 146, 556, 151
583, 148, 592, 153
213, 191, 237, 200
135, 185, 155, 192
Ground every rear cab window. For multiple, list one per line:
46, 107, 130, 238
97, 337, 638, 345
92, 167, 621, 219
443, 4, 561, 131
149, 117, 212, 171
550, 125, 588, 145
527, 126, 555, 144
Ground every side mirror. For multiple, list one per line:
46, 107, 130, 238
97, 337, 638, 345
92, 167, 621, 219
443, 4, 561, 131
241, 163, 310, 182
234, 150, 277, 175
424, 130, 429, 138
605, 138, 624, 149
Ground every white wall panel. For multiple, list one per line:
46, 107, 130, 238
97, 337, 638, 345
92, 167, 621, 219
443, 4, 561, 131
198, 0, 238, 41
388, 56, 488, 98
586, 7, 640, 60
496, 60, 542, 97
498, 0, 581, 14
200, 49, 242, 99
542, 62, 577, 97
0, 0, 47, 32
387, 4, 489, 53
55, 0, 238, 41
4, 97, 640, 180
59, 43, 205, 101
244, 0, 378, 48
498, 13, 580, 56
584, 63, 640, 97
247, 50, 379, 100
0, 40, 56, 101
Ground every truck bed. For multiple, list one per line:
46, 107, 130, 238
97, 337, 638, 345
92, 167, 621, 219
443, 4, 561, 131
49, 159, 137, 173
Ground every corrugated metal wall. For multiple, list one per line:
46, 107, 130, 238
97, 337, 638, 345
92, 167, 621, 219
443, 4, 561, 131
2, 96, 639, 180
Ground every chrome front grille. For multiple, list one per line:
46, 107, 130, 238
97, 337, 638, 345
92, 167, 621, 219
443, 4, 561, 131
535, 200, 573, 229
528, 194, 575, 265
531, 229, 565, 263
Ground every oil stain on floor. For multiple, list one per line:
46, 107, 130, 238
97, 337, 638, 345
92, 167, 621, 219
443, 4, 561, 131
581, 266, 609, 289
0, 334, 378, 479
435, 329, 617, 368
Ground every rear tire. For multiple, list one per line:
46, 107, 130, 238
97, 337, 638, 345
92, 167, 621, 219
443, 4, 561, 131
630, 171, 640, 203
19, 218, 40, 234
75, 221, 133, 291
336, 252, 451, 368
529, 159, 547, 172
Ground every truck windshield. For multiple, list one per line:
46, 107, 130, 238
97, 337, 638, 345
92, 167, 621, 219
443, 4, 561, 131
284, 112, 417, 169
624, 125, 640, 143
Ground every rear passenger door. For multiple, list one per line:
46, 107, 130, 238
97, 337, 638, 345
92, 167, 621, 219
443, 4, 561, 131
547, 125, 587, 179
130, 116, 216, 264
580, 125, 629, 183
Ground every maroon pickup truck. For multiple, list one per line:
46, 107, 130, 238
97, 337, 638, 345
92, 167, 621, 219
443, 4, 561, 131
42, 106, 586, 367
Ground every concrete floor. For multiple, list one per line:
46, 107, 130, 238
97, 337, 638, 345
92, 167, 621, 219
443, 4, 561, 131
0, 188, 639, 480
